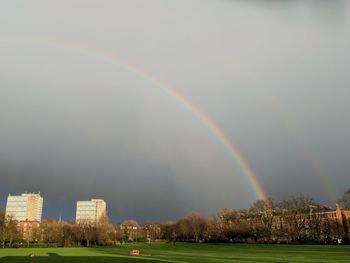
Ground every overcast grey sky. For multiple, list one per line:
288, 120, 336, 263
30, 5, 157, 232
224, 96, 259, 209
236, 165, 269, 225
1, 0, 350, 222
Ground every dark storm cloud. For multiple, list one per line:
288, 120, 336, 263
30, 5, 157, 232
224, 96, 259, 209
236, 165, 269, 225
0, 0, 350, 222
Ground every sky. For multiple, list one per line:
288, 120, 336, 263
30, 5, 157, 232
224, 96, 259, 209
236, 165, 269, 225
0, 0, 350, 222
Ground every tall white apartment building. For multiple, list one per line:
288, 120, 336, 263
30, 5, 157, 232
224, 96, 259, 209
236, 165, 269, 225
75, 199, 106, 224
5, 193, 43, 222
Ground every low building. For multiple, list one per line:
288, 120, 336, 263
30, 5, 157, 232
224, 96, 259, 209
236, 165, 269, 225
249, 204, 350, 242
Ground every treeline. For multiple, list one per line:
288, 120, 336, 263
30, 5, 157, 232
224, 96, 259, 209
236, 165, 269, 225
0, 214, 118, 248
163, 194, 348, 244
1, 191, 350, 248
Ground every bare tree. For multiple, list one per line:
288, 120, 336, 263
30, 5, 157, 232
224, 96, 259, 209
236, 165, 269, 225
175, 212, 208, 243
79, 220, 97, 247
62, 223, 78, 247
206, 218, 222, 242
339, 189, 350, 209
143, 221, 162, 242
307, 205, 331, 242
70, 223, 83, 246
120, 220, 142, 242
218, 208, 249, 242
39, 219, 64, 246
96, 214, 116, 245
249, 198, 276, 242
0, 211, 5, 248
161, 221, 177, 243
280, 194, 315, 242
4, 214, 19, 248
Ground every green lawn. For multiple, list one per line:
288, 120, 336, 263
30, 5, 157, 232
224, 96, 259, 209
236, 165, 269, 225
0, 243, 349, 263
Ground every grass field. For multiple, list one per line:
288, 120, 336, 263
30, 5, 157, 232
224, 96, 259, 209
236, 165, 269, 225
0, 243, 349, 263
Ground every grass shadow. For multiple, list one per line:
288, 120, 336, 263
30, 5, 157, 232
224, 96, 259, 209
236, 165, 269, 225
0, 253, 167, 263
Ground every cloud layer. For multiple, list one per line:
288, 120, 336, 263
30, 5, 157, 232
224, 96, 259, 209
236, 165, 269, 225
0, 0, 349, 222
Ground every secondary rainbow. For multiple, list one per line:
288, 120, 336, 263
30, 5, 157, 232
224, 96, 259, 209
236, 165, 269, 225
0, 34, 267, 200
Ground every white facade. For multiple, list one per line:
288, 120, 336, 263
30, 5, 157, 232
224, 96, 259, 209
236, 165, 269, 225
5, 193, 43, 221
75, 199, 106, 224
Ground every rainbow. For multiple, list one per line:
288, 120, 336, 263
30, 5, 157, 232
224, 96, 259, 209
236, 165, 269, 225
0, 34, 267, 200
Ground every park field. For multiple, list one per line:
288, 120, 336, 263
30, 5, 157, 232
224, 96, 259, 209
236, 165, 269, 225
0, 243, 350, 263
